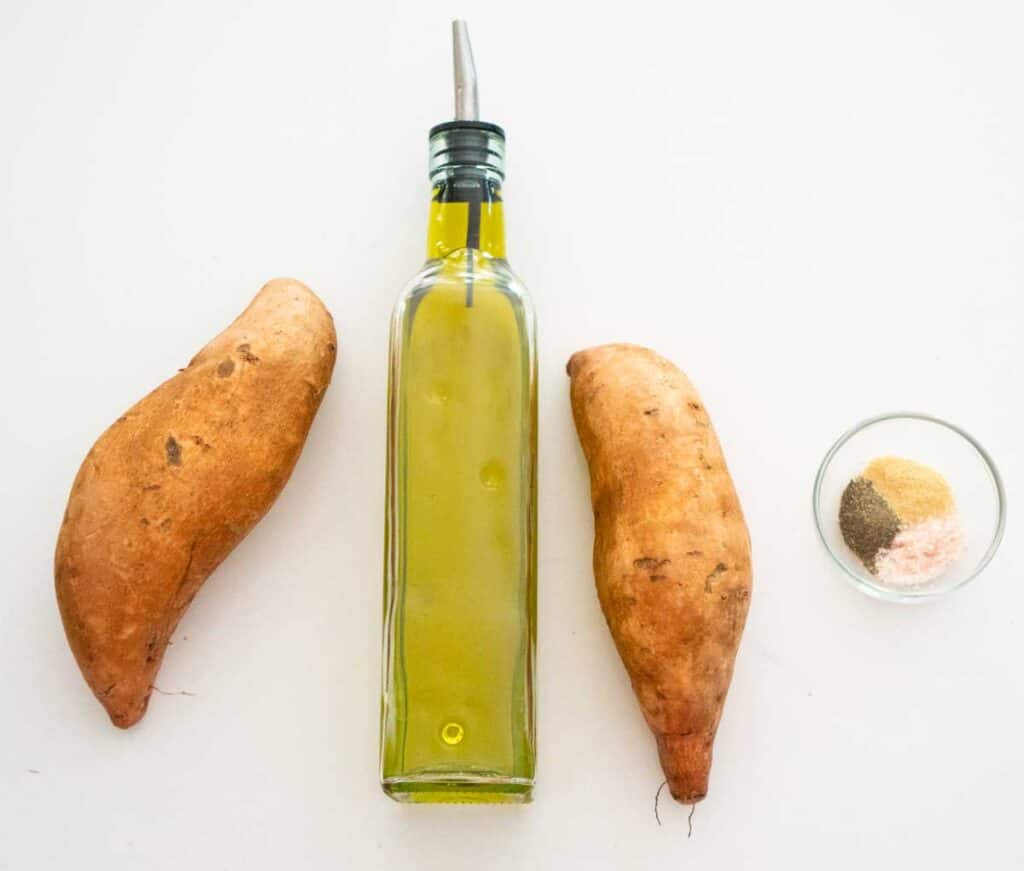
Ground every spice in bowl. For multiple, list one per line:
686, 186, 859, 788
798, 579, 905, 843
839, 456, 964, 587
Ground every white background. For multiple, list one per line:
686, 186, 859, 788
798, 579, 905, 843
2, 1, 1021, 868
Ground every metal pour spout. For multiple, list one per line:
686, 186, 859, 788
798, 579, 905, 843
452, 20, 479, 121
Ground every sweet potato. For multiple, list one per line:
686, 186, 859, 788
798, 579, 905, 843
567, 344, 751, 803
55, 278, 336, 728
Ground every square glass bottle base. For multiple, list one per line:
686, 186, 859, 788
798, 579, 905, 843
381, 774, 534, 804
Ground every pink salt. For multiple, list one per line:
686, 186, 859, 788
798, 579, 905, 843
875, 514, 965, 587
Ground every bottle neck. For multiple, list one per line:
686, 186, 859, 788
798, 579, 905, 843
427, 167, 506, 261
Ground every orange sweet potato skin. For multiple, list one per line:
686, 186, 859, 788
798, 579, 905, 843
567, 344, 752, 803
55, 279, 336, 728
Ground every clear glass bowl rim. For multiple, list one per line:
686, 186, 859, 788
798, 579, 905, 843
812, 411, 1007, 602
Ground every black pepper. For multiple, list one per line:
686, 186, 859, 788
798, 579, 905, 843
839, 477, 900, 572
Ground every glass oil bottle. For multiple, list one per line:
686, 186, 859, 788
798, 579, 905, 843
379, 21, 537, 803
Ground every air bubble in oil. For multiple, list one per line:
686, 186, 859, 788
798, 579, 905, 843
441, 722, 465, 745
480, 459, 506, 490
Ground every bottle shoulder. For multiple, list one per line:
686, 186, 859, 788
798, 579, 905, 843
396, 250, 531, 306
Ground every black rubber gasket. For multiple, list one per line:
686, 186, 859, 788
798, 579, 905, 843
429, 120, 506, 139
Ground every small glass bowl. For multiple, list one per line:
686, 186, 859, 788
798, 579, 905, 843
813, 412, 1006, 602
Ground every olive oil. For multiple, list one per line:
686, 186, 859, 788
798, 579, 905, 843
380, 22, 537, 804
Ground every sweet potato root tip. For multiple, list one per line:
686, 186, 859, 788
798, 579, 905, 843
656, 731, 712, 803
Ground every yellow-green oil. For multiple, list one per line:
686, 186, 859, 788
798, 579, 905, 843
381, 182, 536, 803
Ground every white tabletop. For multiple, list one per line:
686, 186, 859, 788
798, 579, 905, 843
2, 2, 1022, 869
